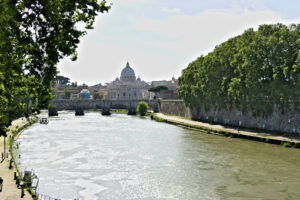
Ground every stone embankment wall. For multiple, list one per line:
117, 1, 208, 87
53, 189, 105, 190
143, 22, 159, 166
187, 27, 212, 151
159, 100, 192, 118
159, 100, 300, 134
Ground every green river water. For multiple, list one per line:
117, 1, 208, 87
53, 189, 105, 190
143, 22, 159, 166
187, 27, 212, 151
14, 111, 300, 200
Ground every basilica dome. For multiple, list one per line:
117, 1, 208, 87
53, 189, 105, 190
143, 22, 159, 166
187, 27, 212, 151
120, 62, 136, 82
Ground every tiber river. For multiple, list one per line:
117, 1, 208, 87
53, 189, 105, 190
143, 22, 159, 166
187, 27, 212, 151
14, 111, 300, 200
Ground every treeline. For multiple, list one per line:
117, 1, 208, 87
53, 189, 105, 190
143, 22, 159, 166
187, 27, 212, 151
0, 1, 110, 137
178, 23, 300, 117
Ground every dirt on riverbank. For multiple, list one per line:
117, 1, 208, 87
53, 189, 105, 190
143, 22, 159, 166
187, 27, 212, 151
153, 113, 300, 148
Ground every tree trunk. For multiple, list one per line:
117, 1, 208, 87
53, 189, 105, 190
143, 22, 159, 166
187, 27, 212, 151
3, 136, 6, 161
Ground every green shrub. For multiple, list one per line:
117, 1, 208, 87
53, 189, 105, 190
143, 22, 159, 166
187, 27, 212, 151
137, 101, 149, 116
283, 142, 292, 147
24, 174, 32, 187
48, 104, 56, 109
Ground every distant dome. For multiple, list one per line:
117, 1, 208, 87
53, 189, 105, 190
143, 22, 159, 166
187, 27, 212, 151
120, 62, 136, 82
79, 89, 91, 99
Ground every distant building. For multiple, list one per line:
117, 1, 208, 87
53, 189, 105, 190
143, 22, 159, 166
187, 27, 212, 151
79, 89, 91, 99
71, 93, 79, 100
150, 77, 179, 99
106, 62, 150, 100
151, 77, 178, 90
96, 88, 108, 100
90, 83, 105, 90
78, 84, 88, 91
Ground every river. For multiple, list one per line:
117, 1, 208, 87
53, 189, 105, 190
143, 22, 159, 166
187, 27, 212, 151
14, 111, 300, 200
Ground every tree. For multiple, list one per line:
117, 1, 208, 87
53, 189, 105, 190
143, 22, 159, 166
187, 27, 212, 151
137, 101, 149, 116
149, 86, 168, 99
178, 23, 300, 117
0, 0, 110, 157
93, 92, 103, 100
148, 86, 168, 92
63, 88, 71, 99
71, 82, 78, 87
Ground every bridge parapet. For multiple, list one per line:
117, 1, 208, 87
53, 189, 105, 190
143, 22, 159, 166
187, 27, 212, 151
50, 99, 160, 115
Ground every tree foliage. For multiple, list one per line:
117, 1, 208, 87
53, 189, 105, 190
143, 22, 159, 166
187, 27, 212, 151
178, 23, 300, 117
148, 86, 168, 92
63, 88, 71, 99
137, 101, 149, 116
93, 92, 103, 100
0, 0, 110, 136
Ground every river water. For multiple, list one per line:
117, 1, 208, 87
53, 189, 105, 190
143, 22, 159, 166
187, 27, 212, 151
14, 111, 300, 200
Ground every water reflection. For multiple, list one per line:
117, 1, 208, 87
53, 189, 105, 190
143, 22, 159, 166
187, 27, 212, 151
15, 111, 300, 200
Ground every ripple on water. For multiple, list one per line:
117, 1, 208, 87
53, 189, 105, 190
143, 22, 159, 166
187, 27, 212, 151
15, 111, 300, 200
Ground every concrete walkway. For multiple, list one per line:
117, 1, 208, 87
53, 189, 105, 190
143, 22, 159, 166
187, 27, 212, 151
154, 113, 300, 147
0, 118, 34, 200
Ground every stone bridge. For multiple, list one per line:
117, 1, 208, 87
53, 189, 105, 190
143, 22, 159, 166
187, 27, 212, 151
50, 99, 160, 115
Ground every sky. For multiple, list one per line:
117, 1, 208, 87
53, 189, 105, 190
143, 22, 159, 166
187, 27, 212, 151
58, 0, 300, 85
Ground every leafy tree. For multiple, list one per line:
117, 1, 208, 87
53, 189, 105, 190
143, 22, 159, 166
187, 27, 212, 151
149, 86, 169, 99
63, 88, 71, 99
71, 82, 78, 87
178, 23, 300, 117
148, 86, 168, 92
137, 101, 149, 116
0, 0, 110, 156
93, 92, 103, 100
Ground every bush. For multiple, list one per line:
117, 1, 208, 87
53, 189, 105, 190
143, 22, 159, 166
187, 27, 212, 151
93, 92, 103, 100
137, 101, 149, 116
48, 104, 58, 116
48, 104, 56, 109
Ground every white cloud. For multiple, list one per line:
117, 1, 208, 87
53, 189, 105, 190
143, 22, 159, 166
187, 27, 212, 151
58, 3, 300, 85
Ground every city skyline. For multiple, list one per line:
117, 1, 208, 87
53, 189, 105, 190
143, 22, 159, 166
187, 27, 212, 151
58, 0, 300, 85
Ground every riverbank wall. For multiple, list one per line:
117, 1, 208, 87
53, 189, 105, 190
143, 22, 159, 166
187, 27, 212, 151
159, 100, 300, 135
153, 113, 300, 148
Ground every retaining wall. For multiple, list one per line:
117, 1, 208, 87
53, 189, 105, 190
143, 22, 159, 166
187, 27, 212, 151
159, 100, 300, 134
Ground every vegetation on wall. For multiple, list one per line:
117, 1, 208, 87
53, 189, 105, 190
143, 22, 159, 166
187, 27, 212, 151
0, 0, 110, 142
178, 23, 300, 117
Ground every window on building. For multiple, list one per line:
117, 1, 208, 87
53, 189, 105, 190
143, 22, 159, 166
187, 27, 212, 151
123, 92, 125, 96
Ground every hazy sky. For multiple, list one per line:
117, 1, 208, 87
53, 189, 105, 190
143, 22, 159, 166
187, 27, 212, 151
58, 0, 300, 85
